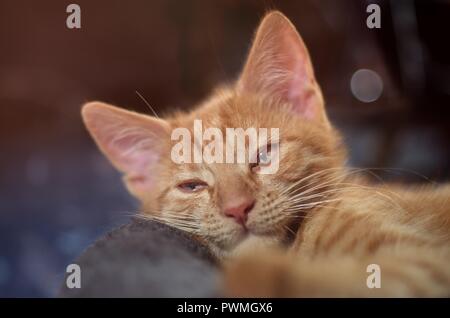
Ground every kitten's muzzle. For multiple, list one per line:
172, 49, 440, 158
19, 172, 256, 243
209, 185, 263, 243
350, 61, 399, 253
223, 199, 255, 228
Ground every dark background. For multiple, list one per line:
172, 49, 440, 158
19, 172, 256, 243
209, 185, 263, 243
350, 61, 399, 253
0, 0, 449, 297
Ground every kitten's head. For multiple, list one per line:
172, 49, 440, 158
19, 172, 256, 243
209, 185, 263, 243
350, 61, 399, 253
82, 12, 346, 258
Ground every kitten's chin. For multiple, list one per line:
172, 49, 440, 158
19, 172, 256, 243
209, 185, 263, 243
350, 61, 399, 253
215, 234, 282, 259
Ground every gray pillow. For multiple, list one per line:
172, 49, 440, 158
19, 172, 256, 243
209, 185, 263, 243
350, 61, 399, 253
59, 218, 219, 297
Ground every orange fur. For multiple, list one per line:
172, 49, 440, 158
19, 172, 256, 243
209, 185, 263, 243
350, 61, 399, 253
82, 11, 450, 297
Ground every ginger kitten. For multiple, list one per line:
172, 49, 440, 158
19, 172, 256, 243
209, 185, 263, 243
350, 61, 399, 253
82, 11, 450, 297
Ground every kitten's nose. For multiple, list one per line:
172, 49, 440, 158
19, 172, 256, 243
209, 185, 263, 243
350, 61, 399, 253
223, 198, 255, 226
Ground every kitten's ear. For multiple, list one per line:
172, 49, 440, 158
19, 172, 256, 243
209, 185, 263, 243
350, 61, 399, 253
238, 11, 329, 126
81, 102, 170, 196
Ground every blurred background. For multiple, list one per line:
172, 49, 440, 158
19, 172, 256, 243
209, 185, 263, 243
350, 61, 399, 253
0, 0, 449, 297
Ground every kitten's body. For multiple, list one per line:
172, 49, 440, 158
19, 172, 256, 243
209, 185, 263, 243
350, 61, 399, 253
279, 183, 450, 297
82, 12, 450, 296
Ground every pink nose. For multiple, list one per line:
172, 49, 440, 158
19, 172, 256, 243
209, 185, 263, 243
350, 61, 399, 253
223, 199, 255, 225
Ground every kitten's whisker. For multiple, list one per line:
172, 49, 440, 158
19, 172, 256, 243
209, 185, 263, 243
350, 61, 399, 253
288, 187, 350, 201
276, 169, 337, 196
281, 166, 382, 198
288, 185, 376, 203
135, 90, 160, 118
159, 214, 200, 222
138, 217, 199, 229
285, 204, 342, 213
321, 182, 405, 211
280, 171, 348, 199
278, 167, 345, 196
283, 168, 367, 197
145, 213, 200, 224
273, 177, 349, 208
287, 198, 343, 209
283, 224, 296, 236
283, 182, 404, 217
137, 213, 203, 234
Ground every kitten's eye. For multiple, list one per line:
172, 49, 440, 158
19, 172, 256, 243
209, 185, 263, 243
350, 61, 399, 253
177, 180, 208, 193
251, 143, 273, 171
258, 150, 271, 165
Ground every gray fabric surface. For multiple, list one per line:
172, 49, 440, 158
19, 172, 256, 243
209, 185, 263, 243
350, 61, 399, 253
59, 218, 219, 297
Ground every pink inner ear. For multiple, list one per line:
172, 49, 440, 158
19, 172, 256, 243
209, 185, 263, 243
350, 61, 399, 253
83, 103, 169, 194
106, 128, 162, 191
238, 12, 322, 121
265, 26, 320, 120
287, 64, 317, 120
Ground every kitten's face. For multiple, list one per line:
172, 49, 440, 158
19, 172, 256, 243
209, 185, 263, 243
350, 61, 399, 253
157, 94, 344, 257
82, 12, 346, 258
